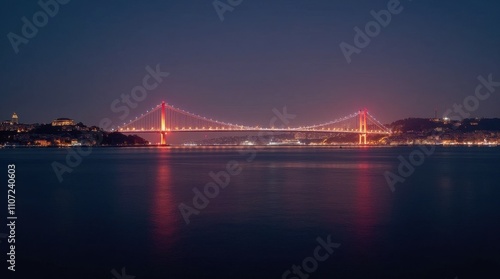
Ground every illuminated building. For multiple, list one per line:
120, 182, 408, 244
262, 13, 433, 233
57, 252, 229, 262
51, 118, 75, 126
34, 139, 50, 146
11, 113, 18, 124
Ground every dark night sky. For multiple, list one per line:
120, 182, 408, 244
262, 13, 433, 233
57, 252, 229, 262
1, 0, 500, 128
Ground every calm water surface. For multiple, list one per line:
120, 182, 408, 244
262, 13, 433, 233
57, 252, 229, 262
1, 146, 499, 279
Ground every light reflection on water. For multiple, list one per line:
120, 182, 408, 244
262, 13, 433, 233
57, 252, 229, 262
3, 146, 499, 278
151, 151, 179, 254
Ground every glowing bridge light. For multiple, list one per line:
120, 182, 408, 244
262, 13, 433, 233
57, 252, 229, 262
119, 102, 389, 144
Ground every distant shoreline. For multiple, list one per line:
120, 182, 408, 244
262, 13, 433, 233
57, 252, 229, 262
1, 143, 498, 149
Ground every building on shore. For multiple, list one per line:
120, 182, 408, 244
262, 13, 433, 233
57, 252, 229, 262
11, 113, 18, 124
51, 118, 75, 126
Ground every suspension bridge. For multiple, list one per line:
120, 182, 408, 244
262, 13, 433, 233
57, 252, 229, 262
117, 101, 391, 145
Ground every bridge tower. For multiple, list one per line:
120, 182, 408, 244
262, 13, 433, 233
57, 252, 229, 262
359, 109, 367, 145
160, 101, 167, 145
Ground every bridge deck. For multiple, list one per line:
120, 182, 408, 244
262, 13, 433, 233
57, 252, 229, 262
117, 128, 390, 134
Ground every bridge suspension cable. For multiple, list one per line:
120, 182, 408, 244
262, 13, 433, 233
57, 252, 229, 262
117, 101, 391, 144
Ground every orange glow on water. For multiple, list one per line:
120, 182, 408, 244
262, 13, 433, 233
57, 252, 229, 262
150, 150, 178, 253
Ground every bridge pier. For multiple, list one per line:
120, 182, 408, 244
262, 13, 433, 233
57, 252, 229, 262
160, 101, 167, 145
359, 109, 367, 145
160, 132, 167, 145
